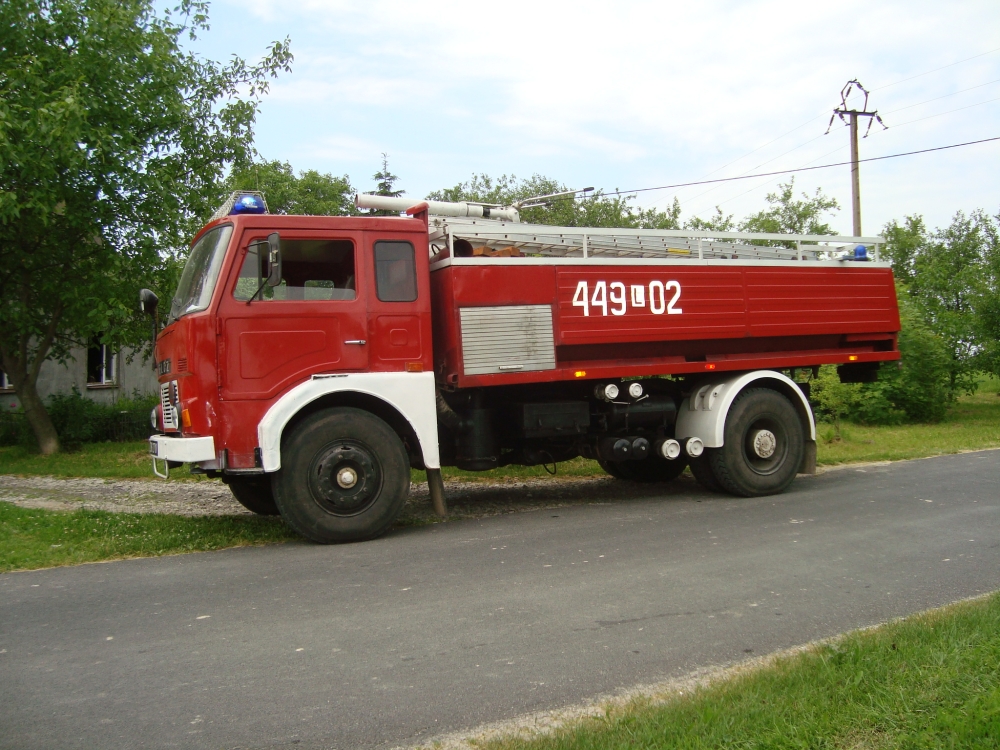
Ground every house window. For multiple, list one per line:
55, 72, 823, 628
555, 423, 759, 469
87, 338, 117, 387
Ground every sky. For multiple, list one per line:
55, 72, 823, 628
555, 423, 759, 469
189, 0, 1000, 236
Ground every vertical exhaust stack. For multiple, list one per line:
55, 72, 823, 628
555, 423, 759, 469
356, 194, 521, 222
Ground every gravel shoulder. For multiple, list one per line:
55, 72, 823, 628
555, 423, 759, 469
0, 471, 689, 526
0, 454, 973, 526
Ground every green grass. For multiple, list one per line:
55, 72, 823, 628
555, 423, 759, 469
0, 440, 202, 480
481, 593, 1000, 750
0, 502, 298, 572
816, 376, 1000, 466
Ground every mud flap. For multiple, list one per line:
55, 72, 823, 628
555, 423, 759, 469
799, 439, 817, 474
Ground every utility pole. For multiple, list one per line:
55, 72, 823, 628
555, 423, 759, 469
826, 80, 886, 236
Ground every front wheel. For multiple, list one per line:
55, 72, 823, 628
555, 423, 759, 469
273, 408, 410, 543
709, 388, 803, 497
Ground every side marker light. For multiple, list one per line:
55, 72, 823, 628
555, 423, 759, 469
405, 362, 424, 372
574, 371, 587, 378
181, 409, 192, 428
705, 363, 717, 370
848, 355, 859, 361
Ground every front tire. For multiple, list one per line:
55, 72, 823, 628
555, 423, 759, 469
273, 408, 410, 543
709, 388, 803, 497
225, 475, 280, 516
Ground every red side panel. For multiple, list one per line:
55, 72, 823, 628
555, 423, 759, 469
430, 261, 901, 388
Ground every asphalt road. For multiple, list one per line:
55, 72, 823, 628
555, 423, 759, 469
2, 450, 999, 750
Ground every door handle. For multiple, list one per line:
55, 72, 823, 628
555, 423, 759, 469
344, 339, 367, 345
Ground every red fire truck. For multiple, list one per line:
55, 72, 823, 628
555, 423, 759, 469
145, 191, 900, 543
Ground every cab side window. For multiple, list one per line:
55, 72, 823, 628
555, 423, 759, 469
234, 239, 356, 301
373, 241, 417, 302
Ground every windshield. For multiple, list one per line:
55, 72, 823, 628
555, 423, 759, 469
168, 225, 234, 323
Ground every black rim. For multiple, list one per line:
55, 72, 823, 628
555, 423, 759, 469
307, 440, 383, 516
740, 412, 788, 476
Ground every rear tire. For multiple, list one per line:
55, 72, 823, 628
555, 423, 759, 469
709, 388, 803, 497
600, 456, 688, 483
273, 408, 410, 543
688, 451, 724, 492
225, 475, 280, 516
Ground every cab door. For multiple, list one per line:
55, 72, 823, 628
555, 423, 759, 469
365, 233, 432, 372
219, 228, 368, 400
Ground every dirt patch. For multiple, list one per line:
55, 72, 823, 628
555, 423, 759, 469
0, 472, 711, 524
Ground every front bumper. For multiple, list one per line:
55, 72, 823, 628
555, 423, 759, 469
149, 434, 215, 478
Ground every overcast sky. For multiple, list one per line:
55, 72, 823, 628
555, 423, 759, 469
192, 0, 1000, 236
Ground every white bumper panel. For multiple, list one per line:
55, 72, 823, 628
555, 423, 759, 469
675, 370, 816, 448
257, 371, 440, 472
149, 434, 216, 462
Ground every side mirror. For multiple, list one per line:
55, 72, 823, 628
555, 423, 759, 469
266, 232, 282, 287
139, 289, 159, 316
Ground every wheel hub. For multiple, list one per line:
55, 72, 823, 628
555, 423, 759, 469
751, 429, 777, 459
309, 442, 382, 516
337, 467, 358, 488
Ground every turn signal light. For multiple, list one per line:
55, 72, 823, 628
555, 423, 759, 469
848, 355, 859, 361
181, 409, 192, 428
575, 370, 587, 378
405, 362, 424, 372
705, 363, 717, 370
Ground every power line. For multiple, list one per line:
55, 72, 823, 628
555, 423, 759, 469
667, 47, 1000, 194
884, 78, 1000, 115
872, 46, 1000, 92
605, 136, 1000, 198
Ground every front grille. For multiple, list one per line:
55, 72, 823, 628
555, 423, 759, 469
160, 381, 179, 430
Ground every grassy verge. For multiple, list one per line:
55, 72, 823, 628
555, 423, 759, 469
479, 593, 1000, 750
2, 379, 997, 482
816, 377, 1000, 465
0, 502, 298, 572
0, 440, 201, 480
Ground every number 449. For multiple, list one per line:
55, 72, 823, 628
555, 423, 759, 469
572, 280, 682, 317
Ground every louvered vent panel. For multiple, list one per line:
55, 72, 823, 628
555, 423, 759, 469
460, 305, 556, 376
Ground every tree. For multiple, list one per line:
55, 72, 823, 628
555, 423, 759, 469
226, 160, 355, 216
738, 178, 840, 236
0, 0, 291, 453
428, 173, 681, 229
883, 210, 998, 397
363, 153, 403, 215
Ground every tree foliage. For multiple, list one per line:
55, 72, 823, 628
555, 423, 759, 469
0, 0, 291, 453
226, 160, 355, 217
428, 173, 682, 229
882, 209, 1000, 394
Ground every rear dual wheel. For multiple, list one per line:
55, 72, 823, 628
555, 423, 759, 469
599, 455, 688, 483
273, 408, 410, 543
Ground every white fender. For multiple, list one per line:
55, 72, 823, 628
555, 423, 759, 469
675, 370, 816, 448
257, 371, 440, 472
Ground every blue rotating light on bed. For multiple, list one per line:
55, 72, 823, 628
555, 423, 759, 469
230, 194, 267, 215
852, 244, 868, 261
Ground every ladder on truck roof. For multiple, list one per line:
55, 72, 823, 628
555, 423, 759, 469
429, 217, 885, 263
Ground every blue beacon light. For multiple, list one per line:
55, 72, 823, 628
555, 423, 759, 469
230, 194, 267, 215
852, 244, 868, 261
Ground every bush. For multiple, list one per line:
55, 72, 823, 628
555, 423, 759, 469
811, 296, 954, 426
0, 389, 157, 449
